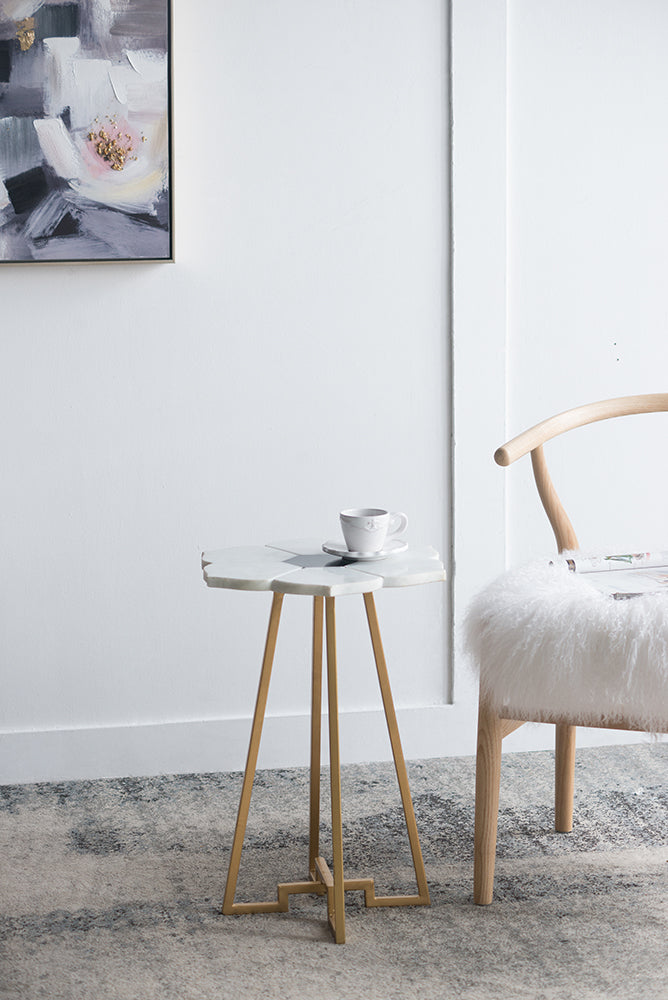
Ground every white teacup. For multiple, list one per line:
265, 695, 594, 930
339, 507, 408, 554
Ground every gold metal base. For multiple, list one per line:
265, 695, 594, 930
222, 592, 430, 944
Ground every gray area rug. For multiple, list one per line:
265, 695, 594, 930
1, 743, 666, 1000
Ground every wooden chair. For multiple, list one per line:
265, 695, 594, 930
469, 393, 668, 904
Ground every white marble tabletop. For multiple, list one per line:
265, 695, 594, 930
201, 540, 446, 597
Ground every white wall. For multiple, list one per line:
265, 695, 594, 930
506, 0, 668, 563
0, 0, 452, 783
454, 0, 664, 756
4, 2, 663, 784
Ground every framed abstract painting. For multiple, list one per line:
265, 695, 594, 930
0, 0, 173, 263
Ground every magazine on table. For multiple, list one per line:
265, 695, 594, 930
550, 551, 668, 599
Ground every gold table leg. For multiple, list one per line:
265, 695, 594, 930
222, 592, 286, 915
221, 591, 430, 942
309, 596, 324, 879
362, 592, 430, 906
325, 597, 346, 942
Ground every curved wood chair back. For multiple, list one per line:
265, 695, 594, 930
494, 393, 668, 553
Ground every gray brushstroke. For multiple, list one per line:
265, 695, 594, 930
0, 2, 40, 20
110, 0, 167, 48
0, 113, 41, 179
23, 188, 76, 238
78, 203, 169, 258
4, 39, 45, 88
27, 231, 110, 259
153, 188, 169, 228
34, 2, 80, 39
0, 23, 19, 43
0, 84, 44, 115
77, 0, 124, 59
0, 219, 33, 259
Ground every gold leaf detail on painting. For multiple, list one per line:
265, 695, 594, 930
87, 115, 141, 172
15, 18, 35, 51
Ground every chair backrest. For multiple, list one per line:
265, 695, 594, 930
494, 393, 668, 553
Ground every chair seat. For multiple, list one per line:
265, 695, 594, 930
465, 557, 668, 732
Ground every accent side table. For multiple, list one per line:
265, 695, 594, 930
201, 539, 446, 943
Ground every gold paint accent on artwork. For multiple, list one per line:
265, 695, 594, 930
15, 18, 35, 51
87, 115, 142, 171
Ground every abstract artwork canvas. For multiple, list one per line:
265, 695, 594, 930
0, 0, 172, 263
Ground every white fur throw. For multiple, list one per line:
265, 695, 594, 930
464, 556, 668, 732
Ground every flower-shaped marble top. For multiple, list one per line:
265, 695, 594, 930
201, 541, 446, 597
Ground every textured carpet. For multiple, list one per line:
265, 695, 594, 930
0, 743, 666, 1000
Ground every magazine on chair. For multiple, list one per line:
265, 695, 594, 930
549, 552, 668, 599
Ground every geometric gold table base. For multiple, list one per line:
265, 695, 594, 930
222, 591, 430, 944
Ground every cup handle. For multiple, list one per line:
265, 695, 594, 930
388, 512, 408, 538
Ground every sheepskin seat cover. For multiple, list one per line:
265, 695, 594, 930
464, 557, 668, 732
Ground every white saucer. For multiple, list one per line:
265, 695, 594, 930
322, 539, 408, 561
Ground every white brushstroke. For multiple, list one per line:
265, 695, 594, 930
74, 169, 165, 214
108, 67, 166, 117
126, 50, 167, 83
89, 0, 113, 45
107, 64, 128, 105
70, 59, 117, 129
0, 177, 10, 213
109, 51, 167, 118
73, 154, 168, 215
43, 37, 81, 119
33, 118, 80, 180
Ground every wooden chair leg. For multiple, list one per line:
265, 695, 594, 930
555, 723, 576, 833
473, 700, 504, 905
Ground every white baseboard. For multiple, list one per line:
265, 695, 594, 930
0, 705, 472, 785
0, 704, 656, 785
